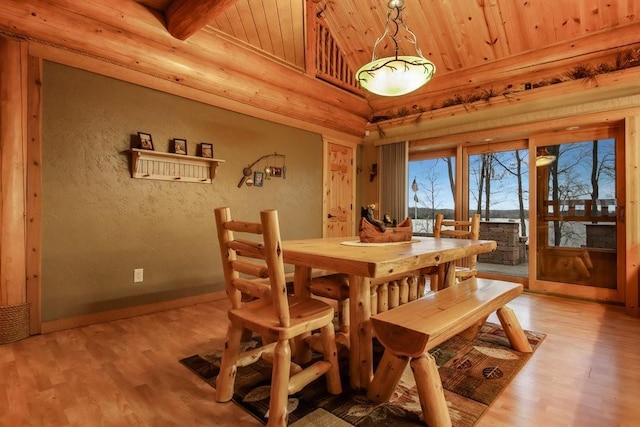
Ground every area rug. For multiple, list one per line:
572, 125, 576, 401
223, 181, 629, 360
180, 322, 544, 426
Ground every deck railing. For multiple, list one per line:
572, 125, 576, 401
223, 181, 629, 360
542, 199, 616, 222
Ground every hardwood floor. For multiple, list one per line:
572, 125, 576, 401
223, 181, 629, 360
1, 292, 639, 426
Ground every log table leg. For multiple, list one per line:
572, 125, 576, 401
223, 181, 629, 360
442, 261, 457, 289
350, 275, 373, 390
293, 265, 312, 363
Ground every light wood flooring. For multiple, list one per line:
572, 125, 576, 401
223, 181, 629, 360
2, 292, 640, 426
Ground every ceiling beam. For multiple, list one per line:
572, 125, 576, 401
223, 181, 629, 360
0, 0, 368, 137
165, 0, 237, 40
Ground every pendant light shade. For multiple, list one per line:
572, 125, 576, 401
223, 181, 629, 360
535, 149, 557, 167
356, 0, 436, 97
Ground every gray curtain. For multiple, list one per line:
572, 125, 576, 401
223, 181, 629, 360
379, 141, 408, 222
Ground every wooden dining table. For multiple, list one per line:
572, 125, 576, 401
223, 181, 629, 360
282, 235, 497, 390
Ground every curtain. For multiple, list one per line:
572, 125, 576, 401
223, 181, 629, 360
379, 141, 408, 222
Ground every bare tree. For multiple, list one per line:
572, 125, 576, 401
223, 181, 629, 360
492, 150, 528, 237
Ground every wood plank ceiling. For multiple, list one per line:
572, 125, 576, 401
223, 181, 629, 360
3, 0, 636, 137
140, 0, 640, 74
134, 0, 640, 121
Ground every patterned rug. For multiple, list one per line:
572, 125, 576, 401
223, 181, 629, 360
180, 322, 544, 426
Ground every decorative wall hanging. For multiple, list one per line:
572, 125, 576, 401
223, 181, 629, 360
237, 153, 286, 188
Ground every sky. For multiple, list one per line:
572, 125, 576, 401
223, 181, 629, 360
408, 138, 616, 214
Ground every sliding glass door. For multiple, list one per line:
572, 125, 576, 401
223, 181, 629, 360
406, 126, 625, 303
408, 149, 456, 235
465, 141, 529, 278
530, 126, 625, 302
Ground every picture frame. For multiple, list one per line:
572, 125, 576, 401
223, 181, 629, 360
137, 132, 154, 150
271, 167, 283, 178
172, 138, 187, 155
200, 142, 213, 158
253, 171, 264, 187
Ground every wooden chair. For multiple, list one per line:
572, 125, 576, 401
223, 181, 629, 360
431, 213, 481, 290
214, 207, 342, 427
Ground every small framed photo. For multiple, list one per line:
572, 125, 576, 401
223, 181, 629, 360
172, 138, 187, 155
200, 142, 213, 158
138, 132, 154, 150
253, 171, 264, 187
271, 167, 283, 178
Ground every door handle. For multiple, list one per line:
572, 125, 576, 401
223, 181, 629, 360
327, 213, 336, 219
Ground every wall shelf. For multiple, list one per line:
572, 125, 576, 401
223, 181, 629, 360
129, 148, 225, 183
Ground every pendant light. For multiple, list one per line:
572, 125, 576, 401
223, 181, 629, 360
356, 0, 436, 97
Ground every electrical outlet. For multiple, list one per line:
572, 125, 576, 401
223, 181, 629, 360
134, 268, 144, 283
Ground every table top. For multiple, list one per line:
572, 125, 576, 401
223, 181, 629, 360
282, 236, 497, 278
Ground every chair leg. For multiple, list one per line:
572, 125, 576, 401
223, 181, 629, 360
320, 321, 342, 395
216, 323, 243, 402
267, 339, 291, 427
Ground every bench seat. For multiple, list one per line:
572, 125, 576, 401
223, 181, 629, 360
367, 277, 532, 427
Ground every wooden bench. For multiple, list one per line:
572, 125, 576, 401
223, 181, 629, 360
367, 278, 532, 427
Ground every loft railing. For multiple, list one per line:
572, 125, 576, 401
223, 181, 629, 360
315, 21, 360, 94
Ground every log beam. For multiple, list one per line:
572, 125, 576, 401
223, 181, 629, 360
370, 21, 640, 116
0, 37, 28, 306
165, 0, 237, 40
0, 0, 368, 137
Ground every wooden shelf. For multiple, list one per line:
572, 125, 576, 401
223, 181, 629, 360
129, 148, 225, 183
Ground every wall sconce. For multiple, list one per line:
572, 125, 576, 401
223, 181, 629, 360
369, 163, 378, 182
237, 152, 286, 187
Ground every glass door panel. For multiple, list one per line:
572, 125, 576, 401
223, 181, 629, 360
466, 144, 529, 278
408, 155, 456, 235
533, 131, 623, 301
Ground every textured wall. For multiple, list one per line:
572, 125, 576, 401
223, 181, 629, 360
42, 62, 323, 321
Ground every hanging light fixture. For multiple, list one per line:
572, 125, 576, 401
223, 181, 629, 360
356, 0, 436, 97
535, 148, 556, 167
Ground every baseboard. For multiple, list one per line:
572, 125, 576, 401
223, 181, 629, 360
41, 290, 227, 334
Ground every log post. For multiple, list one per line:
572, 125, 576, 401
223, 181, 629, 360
0, 36, 30, 344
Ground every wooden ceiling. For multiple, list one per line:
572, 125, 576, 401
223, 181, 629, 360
131, 0, 640, 119
137, 0, 640, 75
2, 0, 638, 138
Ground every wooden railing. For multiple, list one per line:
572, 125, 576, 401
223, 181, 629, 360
542, 199, 616, 222
315, 21, 361, 94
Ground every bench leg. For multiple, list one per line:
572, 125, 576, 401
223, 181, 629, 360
496, 305, 533, 353
411, 353, 452, 427
367, 349, 409, 402
457, 315, 489, 340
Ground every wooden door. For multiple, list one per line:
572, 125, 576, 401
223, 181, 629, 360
324, 141, 354, 237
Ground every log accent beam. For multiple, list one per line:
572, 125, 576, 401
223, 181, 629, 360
369, 21, 640, 116
165, 0, 237, 40
0, 0, 368, 137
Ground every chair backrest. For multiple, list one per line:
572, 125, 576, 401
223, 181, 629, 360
434, 213, 481, 269
215, 207, 290, 327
